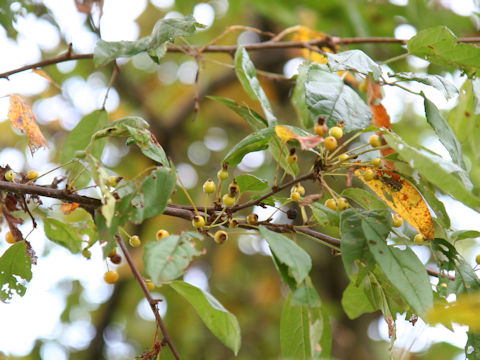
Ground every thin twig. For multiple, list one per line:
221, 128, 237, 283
4, 35, 480, 79
117, 234, 181, 360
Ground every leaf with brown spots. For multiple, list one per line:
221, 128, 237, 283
8, 95, 48, 154
355, 167, 434, 239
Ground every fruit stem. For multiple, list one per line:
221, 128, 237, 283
272, 140, 287, 187
176, 173, 199, 216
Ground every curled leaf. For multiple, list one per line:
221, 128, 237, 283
296, 135, 323, 150
8, 95, 48, 154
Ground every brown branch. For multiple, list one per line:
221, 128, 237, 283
117, 234, 181, 360
3, 35, 480, 79
0, 180, 454, 280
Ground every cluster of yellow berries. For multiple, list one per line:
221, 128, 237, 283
290, 183, 305, 202
324, 197, 350, 211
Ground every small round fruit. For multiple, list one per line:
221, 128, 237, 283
287, 209, 297, 220
329, 126, 343, 139
247, 213, 258, 225
27, 170, 39, 180
364, 168, 375, 181
145, 279, 155, 291
229, 218, 239, 228
5, 170, 15, 182
110, 254, 122, 264
222, 193, 236, 207
392, 214, 403, 228
372, 157, 382, 167
104, 270, 119, 284
217, 169, 229, 181
337, 197, 350, 210
82, 248, 92, 259
156, 229, 170, 240
414, 233, 425, 243
192, 215, 205, 228
107, 175, 118, 187
291, 191, 301, 201
476, 254, 480, 265
287, 153, 298, 164
314, 124, 328, 136
6, 231, 15, 244
129, 235, 141, 247
229, 181, 240, 195
339, 153, 349, 162
369, 134, 382, 148
324, 136, 338, 151
325, 198, 337, 211
439, 282, 448, 288
214, 230, 228, 244
295, 184, 305, 196
203, 179, 216, 194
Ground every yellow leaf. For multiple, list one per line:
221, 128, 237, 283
355, 168, 434, 239
8, 95, 48, 154
275, 125, 296, 142
426, 292, 480, 331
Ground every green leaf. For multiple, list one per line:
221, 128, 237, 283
407, 26, 480, 74
451, 230, 480, 241
455, 257, 480, 294
0, 242, 32, 303
94, 116, 169, 165
292, 61, 314, 128
467, 332, 480, 360
310, 202, 340, 227
170, 280, 241, 355
94, 15, 199, 66
207, 96, 267, 130
363, 266, 410, 318
339, 209, 389, 274
43, 218, 83, 254
234, 46, 277, 125
393, 72, 458, 100
235, 174, 268, 193
96, 167, 176, 255
342, 277, 376, 319
144, 232, 203, 284
223, 127, 274, 166
341, 188, 388, 211
423, 95, 465, 169
326, 50, 382, 80
61, 110, 109, 188
384, 132, 480, 209
305, 63, 372, 132
259, 226, 312, 285
292, 277, 321, 307
280, 293, 312, 359
365, 227, 433, 316
280, 293, 329, 359
129, 167, 176, 223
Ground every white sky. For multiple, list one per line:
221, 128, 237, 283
0, 0, 479, 358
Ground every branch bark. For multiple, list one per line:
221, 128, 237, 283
3, 35, 480, 79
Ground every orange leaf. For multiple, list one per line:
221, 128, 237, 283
355, 167, 434, 239
8, 95, 48, 154
61, 203, 80, 215
275, 125, 296, 142
367, 77, 383, 105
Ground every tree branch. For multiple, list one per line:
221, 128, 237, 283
117, 234, 181, 359
0, 180, 453, 280
3, 35, 480, 79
